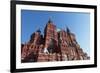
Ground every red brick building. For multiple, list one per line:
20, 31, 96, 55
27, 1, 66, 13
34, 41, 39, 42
21, 19, 90, 63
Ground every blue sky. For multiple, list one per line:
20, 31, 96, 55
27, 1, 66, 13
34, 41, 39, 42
21, 10, 90, 56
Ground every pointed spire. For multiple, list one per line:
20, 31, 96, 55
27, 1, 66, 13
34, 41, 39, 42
66, 26, 70, 34
48, 18, 52, 23
36, 28, 41, 33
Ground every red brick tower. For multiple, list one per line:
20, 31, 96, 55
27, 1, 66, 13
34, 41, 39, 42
21, 29, 44, 62
44, 19, 59, 54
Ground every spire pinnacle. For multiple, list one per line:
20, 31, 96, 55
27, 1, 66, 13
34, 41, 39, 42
36, 28, 41, 33
66, 26, 70, 34
48, 18, 52, 23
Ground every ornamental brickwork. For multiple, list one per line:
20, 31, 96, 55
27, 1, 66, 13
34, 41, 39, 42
21, 19, 90, 63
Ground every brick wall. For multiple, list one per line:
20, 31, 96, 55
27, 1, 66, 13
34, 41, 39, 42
21, 19, 90, 63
